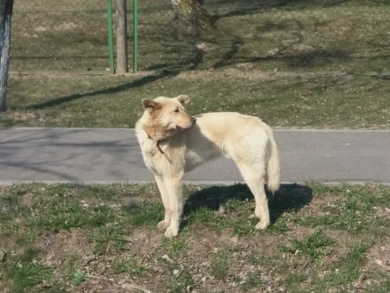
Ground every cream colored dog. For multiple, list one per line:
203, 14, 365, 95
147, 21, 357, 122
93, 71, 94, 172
136, 95, 280, 237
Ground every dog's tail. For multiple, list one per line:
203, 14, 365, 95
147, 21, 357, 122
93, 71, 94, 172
263, 123, 280, 192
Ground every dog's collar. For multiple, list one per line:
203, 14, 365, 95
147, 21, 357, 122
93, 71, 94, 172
147, 134, 165, 154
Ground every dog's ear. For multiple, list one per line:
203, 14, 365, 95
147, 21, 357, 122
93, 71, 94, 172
176, 95, 191, 105
142, 99, 160, 113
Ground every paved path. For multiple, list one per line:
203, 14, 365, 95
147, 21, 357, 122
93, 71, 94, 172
0, 128, 389, 185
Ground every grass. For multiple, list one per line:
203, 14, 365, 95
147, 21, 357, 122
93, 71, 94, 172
6, 0, 390, 130
211, 249, 231, 279
241, 275, 262, 292
11, 0, 390, 73
278, 229, 333, 260
5, 1, 390, 129
88, 226, 127, 255
70, 270, 86, 285
1, 183, 390, 292
293, 184, 389, 235
323, 243, 369, 286
4, 247, 53, 292
162, 236, 188, 255
2, 70, 389, 128
113, 256, 147, 277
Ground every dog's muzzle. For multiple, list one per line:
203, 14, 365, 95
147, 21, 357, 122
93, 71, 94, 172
176, 117, 197, 130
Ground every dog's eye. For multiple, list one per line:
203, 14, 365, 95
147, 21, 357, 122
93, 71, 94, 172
174, 108, 180, 113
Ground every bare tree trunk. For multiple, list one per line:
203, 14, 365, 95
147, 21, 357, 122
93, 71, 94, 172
116, 0, 128, 73
171, 0, 215, 35
0, 0, 14, 112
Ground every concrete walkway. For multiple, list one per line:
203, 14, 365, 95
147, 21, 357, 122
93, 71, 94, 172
0, 128, 389, 185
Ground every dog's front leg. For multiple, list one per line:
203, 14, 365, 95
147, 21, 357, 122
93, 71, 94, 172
164, 174, 184, 238
154, 175, 171, 230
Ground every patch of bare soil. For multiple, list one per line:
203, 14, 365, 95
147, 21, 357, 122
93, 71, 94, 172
0, 186, 12, 193
3, 112, 38, 121
36, 229, 92, 267
156, 229, 287, 292
71, 228, 288, 293
285, 225, 315, 241
303, 194, 339, 216
66, 228, 164, 293
26, 222, 380, 292
0, 237, 25, 256
373, 206, 390, 220
368, 240, 390, 273
3, 110, 71, 123
20, 192, 34, 209
124, 227, 165, 256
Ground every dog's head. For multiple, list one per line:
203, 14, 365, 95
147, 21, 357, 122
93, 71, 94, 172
140, 95, 197, 140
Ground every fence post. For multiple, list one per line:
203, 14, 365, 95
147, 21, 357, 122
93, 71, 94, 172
133, 0, 138, 73
116, 0, 128, 73
107, 0, 115, 74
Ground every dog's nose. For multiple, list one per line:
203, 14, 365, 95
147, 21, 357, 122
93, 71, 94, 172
192, 117, 197, 124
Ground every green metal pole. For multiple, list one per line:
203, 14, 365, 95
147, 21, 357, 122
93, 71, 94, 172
133, 0, 138, 73
107, 0, 115, 74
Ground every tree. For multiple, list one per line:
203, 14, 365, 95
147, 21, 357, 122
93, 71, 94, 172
0, 0, 14, 112
171, 0, 216, 35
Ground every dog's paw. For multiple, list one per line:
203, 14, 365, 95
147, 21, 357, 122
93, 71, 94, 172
255, 220, 270, 230
157, 220, 170, 230
248, 214, 255, 219
164, 226, 179, 238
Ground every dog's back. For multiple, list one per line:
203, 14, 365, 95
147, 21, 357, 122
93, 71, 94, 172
185, 112, 280, 192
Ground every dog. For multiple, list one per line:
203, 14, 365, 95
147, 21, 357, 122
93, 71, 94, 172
135, 95, 280, 237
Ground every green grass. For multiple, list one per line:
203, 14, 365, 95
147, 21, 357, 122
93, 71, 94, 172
6, 0, 390, 131
211, 249, 231, 279
279, 230, 333, 260
4, 247, 53, 292
70, 270, 87, 285
124, 201, 163, 227
3, 71, 390, 128
11, 0, 390, 73
323, 243, 369, 286
168, 269, 195, 293
294, 184, 390, 234
88, 226, 126, 255
1, 183, 390, 292
8, 264, 53, 292
162, 236, 188, 255
113, 256, 147, 277
241, 275, 262, 292
35, 203, 116, 231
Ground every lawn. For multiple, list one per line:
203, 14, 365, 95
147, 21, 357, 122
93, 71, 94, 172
1, 70, 390, 128
1, 183, 390, 292
5, 0, 390, 129
11, 0, 390, 73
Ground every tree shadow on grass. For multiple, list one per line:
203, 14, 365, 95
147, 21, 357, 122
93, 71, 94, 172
26, 70, 179, 110
213, 0, 351, 19
183, 183, 313, 225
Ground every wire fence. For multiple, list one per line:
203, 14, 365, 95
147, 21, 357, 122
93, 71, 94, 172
11, 0, 108, 71
11, 0, 390, 74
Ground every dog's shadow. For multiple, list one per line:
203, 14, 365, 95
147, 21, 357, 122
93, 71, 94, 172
183, 183, 313, 225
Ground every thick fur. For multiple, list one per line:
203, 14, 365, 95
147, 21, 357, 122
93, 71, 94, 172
136, 95, 280, 237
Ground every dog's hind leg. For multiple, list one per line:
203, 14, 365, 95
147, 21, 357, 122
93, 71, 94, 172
237, 163, 270, 230
154, 175, 171, 230
164, 174, 184, 238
